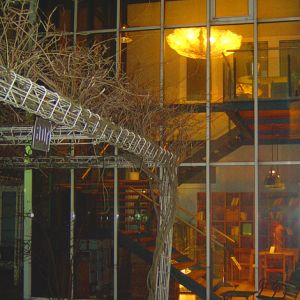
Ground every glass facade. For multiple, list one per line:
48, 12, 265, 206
215, 0, 249, 18
1, 0, 300, 299
121, 30, 161, 92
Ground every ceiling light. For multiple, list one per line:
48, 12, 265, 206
166, 27, 242, 59
264, 132, 285, 190
120, 34, 132, 44
264, 168, 285, 190
120, 25, 133, 44
181, 268, 191, 274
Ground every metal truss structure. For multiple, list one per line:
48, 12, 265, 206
0, 67, 175, 166
0, 126, 97, 145
0, 155, 135, 169
0, 66, 176, 300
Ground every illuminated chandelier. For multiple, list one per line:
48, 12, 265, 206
166, 27, 242, 59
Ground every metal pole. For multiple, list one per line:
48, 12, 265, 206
114, 1, 120, 299
113, 147, 118, 300
73, 0, 78, 45
70, 146, 75, 299
23, 167, 32, 300
23, 0, 37, 294
205, 0, 212, 298
70, 4, 76, 297
116, 0, 121, 71
253, 0, 259, 293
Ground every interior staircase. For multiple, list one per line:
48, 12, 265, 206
119, 231, 222, 300
93, 178, 234, 299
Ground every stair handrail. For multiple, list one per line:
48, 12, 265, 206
128, 186, 235, 248
151, 188, 235, 245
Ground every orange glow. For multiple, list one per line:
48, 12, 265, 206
166, 27, 242, 59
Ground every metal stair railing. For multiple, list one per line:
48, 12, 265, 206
129, 186, 235, 248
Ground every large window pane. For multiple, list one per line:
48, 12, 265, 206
211, 24, 254, 162
258, 165, 300, 283
121, 0, 160, 28
178, 124, 206, 164
77, 0, 117, 31
258, 0, 300, 19
211, 166, 255, 287
39, 0, 74, 32
75, 33, 116, 59
175, 166, 206, 294
121, 30, 160, 93
215, 0, 249, 18
164, 27, 207, 104
258, 22, 300, 161
165, 0, 206, 26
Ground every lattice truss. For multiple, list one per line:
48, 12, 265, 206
0, 126, 96, 145
0, 66, 174, 166
0, 66, 177, 300
0, 155, 134, 169
0, 127, 158, 168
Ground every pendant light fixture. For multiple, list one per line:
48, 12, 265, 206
166, 27, 242, 59
264, 130, 285, 190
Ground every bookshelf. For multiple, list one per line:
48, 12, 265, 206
197, 192, 254, 248
197, 192, 254, 281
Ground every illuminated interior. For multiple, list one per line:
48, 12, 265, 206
166, 27, 242, 59
1, 0, 300, 299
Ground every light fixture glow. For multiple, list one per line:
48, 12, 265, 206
120, 25, 133, 44
264, 168, 285, 190
120, 34, 133, 44
264, 131, 285, 190
181, 268, 191, 274
166, 27, 242, 59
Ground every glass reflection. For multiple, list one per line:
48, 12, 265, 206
75, 33, 116, 59
210, 25, 254, 162
121, 30, 160, 93
258, 22, 300, 100
165, 0, 206, 26
164, 27, 207, 104
211, 166, 255, 286
258, 0, 300, 18
77, 0, 117, 31
121, 0, 160, 27
211, 24, 253, 102
215, 0, 249, 18
175, 166, 206, 294
258, 22, 300, 162
39, 0, 74, 31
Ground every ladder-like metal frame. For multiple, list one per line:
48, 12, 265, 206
0, 155, 133, 168
0, 126, 96, 145
0, 67, 176, 300
0, 67, 174, 166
